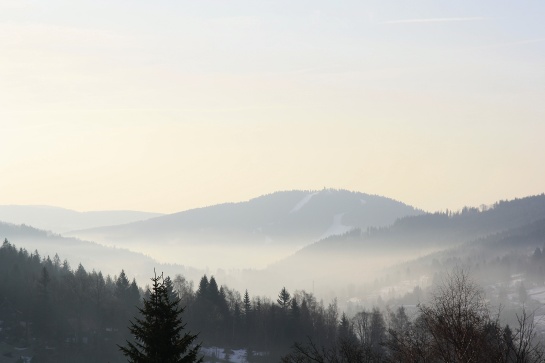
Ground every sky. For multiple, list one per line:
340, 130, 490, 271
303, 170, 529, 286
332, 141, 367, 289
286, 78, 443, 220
1, 1, 544, 214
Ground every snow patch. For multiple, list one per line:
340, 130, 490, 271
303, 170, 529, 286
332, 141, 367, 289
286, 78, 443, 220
528, 287, 545, 304
320, 213, 353, 239
290, 192, 319, 213
201, 346, 265, 363
347, 297, 362, 304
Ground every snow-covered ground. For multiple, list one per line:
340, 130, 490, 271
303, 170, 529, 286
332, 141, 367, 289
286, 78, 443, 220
528, 287, 545, 304
526, 287, 545, 333
319, 213, 353, 240
201, 347, 266, 363
289, 192, 319, 213
376, 276, 431, 300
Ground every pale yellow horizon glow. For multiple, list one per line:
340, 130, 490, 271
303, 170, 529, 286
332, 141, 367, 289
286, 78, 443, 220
1, 1, 544, 214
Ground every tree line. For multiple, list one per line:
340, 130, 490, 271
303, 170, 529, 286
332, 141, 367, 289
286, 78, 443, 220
0, 239, 140, 362
283, 269, 545, 362
0, 239, 357, 361
2, 239, 545, 362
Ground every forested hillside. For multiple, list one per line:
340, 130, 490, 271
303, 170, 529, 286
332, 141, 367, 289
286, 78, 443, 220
0, 221, 204, 288
2, 194, 545, 362
64, 190, 421, 270
0, 239, 139, 362
68, 190, 420, 245
2, 238, 545, 363
269, 194, 545, 292
302, 194, 545, 253
0, 238, 370, 362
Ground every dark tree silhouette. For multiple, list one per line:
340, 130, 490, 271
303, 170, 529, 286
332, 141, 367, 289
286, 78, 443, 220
119, 271, 202, 363
277, 287, 291, 310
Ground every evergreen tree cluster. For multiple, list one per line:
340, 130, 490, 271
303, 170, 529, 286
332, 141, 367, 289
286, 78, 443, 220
0, 239, 357, 361
2, 239, 545, 363
179, 277, 364, 360
0, 239, 141, 362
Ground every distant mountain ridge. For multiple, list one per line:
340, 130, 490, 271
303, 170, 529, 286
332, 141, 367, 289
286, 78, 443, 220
67, 189, 422, 243
267, 194, 545, 289
315, 193, 545, 252
64, 189, 423, 269
0, 221, 202, 286
3, 191, 545, 299
0, 205, 163, 234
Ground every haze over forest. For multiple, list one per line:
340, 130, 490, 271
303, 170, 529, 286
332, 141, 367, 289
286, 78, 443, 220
3, 190, 545, 362
1, 1, 545, 362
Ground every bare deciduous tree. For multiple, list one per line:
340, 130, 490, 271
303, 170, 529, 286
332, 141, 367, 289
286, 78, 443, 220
284, 269, 545, 363
387, 268, 545, 363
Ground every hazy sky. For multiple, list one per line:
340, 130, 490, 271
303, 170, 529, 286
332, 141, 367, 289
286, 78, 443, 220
1, 1, 544, 214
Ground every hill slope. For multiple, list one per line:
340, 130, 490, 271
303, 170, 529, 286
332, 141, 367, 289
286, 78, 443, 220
0, 205, 163, 233
267, 194, 545, 290
65, 189, 422, 269
0, 222, 201, 286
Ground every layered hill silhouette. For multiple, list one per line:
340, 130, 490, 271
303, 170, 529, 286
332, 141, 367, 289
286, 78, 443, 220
64, 189, 422, 269
301, 193, 545, 253
0, 205, 162, 234
267, 194, 545, 290
67, 189, 421, 243
1, 191, 544, 298
0, 221, 202, 286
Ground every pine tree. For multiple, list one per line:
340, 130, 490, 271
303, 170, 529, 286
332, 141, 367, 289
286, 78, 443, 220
208, 276, 220, 301
243, 290, 252, 316
277, 287, 291, 310
338, 312, 355, 342
115, 269, 131, 302
119, 271, 202, 363
196, 275, 209, 298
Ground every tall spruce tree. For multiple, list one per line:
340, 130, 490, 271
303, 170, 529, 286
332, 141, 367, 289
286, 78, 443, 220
277, 287, 291, 311
119, 271, 202, 363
